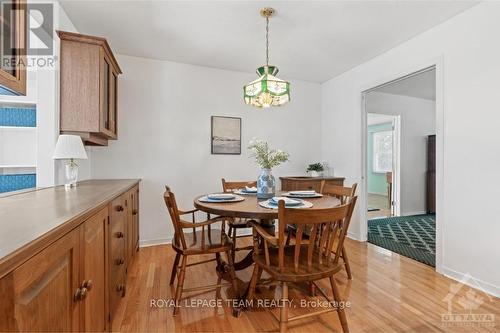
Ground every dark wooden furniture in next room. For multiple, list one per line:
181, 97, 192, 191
427, 135, 436, 214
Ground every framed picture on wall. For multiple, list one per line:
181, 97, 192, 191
211, 116, 241, 155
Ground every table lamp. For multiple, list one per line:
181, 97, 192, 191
53, 134, 88, 189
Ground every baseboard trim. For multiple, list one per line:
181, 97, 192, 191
139, 237, 172, 248
400, 211, 428, 216
440, 266, 500, 298
347, 231, 367, 242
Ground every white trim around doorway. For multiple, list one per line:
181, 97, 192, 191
359, 56, 444, 274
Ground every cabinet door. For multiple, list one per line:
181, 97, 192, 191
8, 228, 80, 331
81, 208, 108, 332
99, 50, 118, 139
0, 0, 26, 95
109, 69, 118, 137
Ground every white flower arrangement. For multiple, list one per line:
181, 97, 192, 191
248, 138, 290, 169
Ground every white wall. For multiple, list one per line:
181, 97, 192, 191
91, 55, 322, 245
321, 2, 500, 296
367, 92, 435, 215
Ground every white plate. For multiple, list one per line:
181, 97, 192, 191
199, 195, 245, 203
283, 192, 323, 198
259, 199, 313, 210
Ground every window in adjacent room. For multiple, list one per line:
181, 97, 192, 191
373, 130, 393, 173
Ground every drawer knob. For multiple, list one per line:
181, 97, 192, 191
74, 287, 88, 302
117, 284, 126, 297
115, 205, 124, 212
115, 258, 125, 265
132, 209, 138, 215
115, 231, 124, 238
82, 279, 93, 291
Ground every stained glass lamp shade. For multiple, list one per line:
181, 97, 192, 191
243, 8, 290, 108
244, 65, 290, 108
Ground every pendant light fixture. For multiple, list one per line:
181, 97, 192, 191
243, 7, 290, 108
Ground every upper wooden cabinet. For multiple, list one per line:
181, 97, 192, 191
0, 0, 27, 95
58, 31, 122, 145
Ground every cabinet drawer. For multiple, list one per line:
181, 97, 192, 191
108, 194, 128, 321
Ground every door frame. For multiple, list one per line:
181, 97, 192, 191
391, 114, 402, 216
359, 57, 444, 273
366, 113, 401, 217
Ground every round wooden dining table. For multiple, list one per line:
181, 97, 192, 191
194, 192, 341, 271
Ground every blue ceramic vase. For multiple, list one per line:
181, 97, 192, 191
257, 169, 276, 199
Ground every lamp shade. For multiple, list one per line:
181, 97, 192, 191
53, 135, 88, 160
244, 65, 290, 108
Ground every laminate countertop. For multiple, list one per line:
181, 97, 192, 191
0, 179, 140, 276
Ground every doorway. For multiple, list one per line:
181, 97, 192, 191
363, 67, 437, 267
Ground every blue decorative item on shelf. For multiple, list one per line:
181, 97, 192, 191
0, 86, 17, 96
0, 174, 36, 193
0, 107, 36, 127
257, 168, 276, 199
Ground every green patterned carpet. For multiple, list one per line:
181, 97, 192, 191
368, 214, 436, 267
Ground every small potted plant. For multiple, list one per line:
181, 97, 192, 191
307, 163, 324, 177
248, 138, 290, 199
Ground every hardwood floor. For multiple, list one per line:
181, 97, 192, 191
368, 193, 392, 219
113, 239, 499, 332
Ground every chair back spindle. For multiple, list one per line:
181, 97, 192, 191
164, 186, 188, 249
222, 178, 257, 192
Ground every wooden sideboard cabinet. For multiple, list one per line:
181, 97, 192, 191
0, 0, 26, 95
58, 31, 122, 146
280, 176, 345, 192
0, 180, 140, 332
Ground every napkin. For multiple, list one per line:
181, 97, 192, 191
245, 186, 258, 192
271, 197, 301, 205
207, 193, 235, 200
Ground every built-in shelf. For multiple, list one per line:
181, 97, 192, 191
0, 126, 37, 130
0, 165, 36, 168
0, 103, 37, 194
0, 100, 37, 106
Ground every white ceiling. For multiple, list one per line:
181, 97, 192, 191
60, 1, 477, 83
375, 68, 436, 100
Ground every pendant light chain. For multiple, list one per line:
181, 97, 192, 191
266, 16, 269, 66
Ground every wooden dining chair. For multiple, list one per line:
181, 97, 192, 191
163, 185, 240, 316
319, 181, 357, 280
247, 197, 357, 333
221, 178, 258, 256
